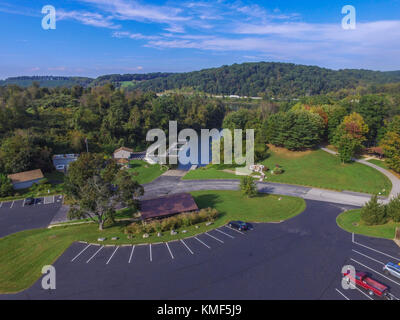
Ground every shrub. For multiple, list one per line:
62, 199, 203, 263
125, 207, 220, 234
240, 176, 257, 198
387, 195, 400, 222
361, 195, 387, 226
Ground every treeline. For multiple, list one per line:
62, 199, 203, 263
0, 83, 226, 175
0, 78, 399, 178
129, 62, 400, 97
3, 62, 400, 97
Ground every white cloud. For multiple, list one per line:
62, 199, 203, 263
112, 31, 160, 40
58, 10, 120, 29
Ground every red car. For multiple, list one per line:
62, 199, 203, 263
342, 271, 393, 300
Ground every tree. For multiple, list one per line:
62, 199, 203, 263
381, 131, 400, 173
333, 112, 369, 162
65, 154, 144, 230
265, 110, 324, 150
361, 195, 387, 226
387, 195, 400, 222
240, 176, 257, 198
0, 174, 13, 197
355, 95, 389, 143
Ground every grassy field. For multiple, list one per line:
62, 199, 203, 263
336, 209, 400, 239
128, 160, 168, 184
184, 148, 392, 195
0, 190, 305, 293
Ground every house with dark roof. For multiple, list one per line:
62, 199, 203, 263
140, 193, 199, 221
8, 169, 44, 190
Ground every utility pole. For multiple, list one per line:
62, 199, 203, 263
85, 138, 89, 153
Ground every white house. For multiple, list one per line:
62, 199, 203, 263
113, 147, 134, 160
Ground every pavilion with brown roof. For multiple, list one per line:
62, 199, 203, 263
140, 193, 199, 221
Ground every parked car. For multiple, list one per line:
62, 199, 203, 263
25, 197, 35, 205
383, 262, 400, 279
342, 270, 393, 300
228, 221, 250, 231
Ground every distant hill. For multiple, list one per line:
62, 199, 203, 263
0, 76, 93, 88
2, 62, 400, 97
128, 62, 400, 97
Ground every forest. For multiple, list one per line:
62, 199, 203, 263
0, 69, 399, 186
2, 62, 400, 97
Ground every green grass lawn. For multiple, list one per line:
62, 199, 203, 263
0, 190, 305, 293
336, 209, 400, 239
128, 160, 168, 184
184, 149, 392, 196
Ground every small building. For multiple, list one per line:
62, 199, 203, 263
116, 158, 129, 167
140, 193, 199, 221
113, 147, 134, 160
8, 169, 44, 190
53, 154, 79, 172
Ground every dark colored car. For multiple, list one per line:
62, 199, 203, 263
25, 197, 35, 205
228, 221, 250, 231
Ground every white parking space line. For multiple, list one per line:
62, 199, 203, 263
106, 246, 119, 265
10, 201, 14, 208
351, 258, 400, 288
353, 233, 400, 261
215, 228, 234, 239
166, 242, 174, 259
205, 232, 224, 243
355, 287, 373, 300
224, 225, 244, 235
71, 244, 92, 262
86, 246, 104, 263
128, 245, 135, 263
194, 236, 211, 249
180, 239, 194, 254
335, 288, 350, 300
149, 244, 152, 262
22, 199, 26, 207
352, 249, 385, 265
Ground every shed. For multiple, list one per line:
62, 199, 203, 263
8, 169, 44, 190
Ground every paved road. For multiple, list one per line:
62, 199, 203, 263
2, 199, 400, 300
143, 176, 372, 207
321, 147, 400, 200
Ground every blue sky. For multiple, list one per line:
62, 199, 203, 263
1, 0, 400, 79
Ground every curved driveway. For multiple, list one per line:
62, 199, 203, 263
321, 147, 400, 200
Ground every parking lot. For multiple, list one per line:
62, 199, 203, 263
330, 233, 400, 300
69, 225, 243, 266
3, 199, 400, 300
0, 195, 63, 238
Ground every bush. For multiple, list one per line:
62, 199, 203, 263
0, 174, 13, 197
361, 195, 387, 226
240, 176, 257, 198
387, 195, 400, 222
125, 207, 219, 234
